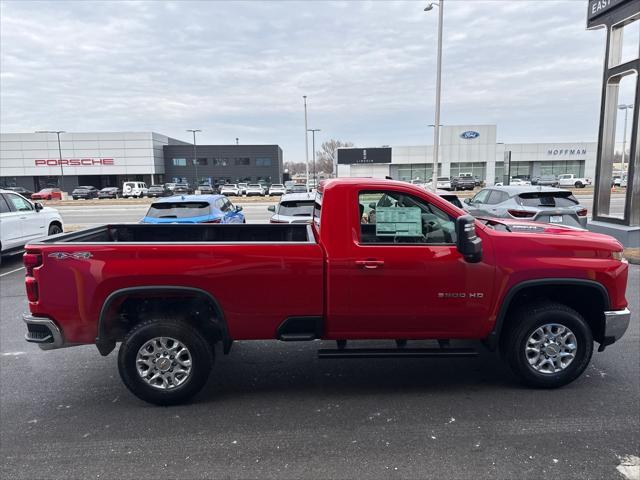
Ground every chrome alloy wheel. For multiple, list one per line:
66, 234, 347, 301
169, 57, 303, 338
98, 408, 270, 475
136, 337, 192, 390
525, 323, 577, 374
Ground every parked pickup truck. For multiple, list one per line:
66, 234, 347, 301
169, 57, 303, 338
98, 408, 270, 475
22, 178, 630, 405
451, 173, 476, 191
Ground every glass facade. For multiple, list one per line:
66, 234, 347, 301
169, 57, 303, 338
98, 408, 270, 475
538, 160, 585, 176
449, 162, 486, 179
172, 158, 187, 166
397, 164, 441, 182
256, 157, 272, 166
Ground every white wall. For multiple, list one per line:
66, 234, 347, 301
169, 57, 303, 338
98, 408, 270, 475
0, 132, 171, 178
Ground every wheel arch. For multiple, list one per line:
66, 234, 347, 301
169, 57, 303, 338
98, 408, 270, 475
96, 286, 230, 356
487, 279, 609, 352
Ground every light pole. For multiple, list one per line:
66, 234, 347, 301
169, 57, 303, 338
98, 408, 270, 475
618, 104, 633, 176
307, 129, 321, 187
424, 0, 444, 191
303, 96, 310, 192
36, 130, 66, 191
236, 137, 239, 145
186, 129, 202, 187
428, 124, 443, 184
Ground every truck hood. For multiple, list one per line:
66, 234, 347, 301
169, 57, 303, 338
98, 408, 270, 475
479, 217, 623, 250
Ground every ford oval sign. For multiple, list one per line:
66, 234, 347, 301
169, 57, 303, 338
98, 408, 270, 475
460, 131, 480, 139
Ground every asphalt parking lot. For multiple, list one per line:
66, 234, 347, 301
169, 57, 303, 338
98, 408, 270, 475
0, 251, 638, 479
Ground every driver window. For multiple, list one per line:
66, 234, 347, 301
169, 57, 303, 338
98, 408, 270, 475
358, 191, 456, 245
6, 193, 34, 212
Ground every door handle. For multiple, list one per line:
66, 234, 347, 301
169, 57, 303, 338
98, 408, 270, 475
355, 260, 384, 269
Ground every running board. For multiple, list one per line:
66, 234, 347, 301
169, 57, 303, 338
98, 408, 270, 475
317, 347, 478, 359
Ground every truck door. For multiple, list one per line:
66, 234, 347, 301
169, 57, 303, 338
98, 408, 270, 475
327, 188, 493, 338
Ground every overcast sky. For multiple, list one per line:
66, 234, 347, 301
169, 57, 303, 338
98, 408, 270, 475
0, 0, 611, 161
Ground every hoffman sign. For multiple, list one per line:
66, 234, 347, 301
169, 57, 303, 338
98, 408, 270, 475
35, 158, 115, 166
546, 148, 588, 156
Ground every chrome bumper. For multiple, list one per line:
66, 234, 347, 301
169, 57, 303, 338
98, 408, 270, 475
603, 308, 631, 345
23, 314, 65, 350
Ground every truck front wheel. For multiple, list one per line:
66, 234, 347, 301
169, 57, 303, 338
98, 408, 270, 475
118, 319, 214, 405
504, 302, 593, 388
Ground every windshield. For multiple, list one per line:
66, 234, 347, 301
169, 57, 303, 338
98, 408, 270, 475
517, 191, 578, 207
146, 202, 211, 218
278, 200, 315, 216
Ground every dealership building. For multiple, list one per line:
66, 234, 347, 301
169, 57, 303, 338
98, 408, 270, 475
0, 131, 283, 191
337, 125, 597, 186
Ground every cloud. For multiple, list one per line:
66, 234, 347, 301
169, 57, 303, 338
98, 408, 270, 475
1, 0, 609, 160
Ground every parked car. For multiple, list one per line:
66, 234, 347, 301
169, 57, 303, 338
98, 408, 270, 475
98, 187, 122, 199
71, 186, 99, 200
31, 188, 62, 200
197, 184, 216, 195
450, 174, 475, 191
237, 183, 249, 195
164, 183, 177, 192
473, 176, 483, 187
495, 177, 532, 187
284, 181, 295, 193
21, 178, 630, 405
122, 182, 148, 198
557, 174, 592, 188
426, 177, 452, 191
268, 184, 287, 196
147, 185, 172, 198
220, 184, 240, 196
246, 184, 266, 196
173, 183, 192, 195
0, 189, 63, 263
291, 183, 308, 193
268, 192, 315, 223
613, 175, 627, 188
463, 186, 588, 228
5, 186, 34, 198
532, 175, 559, 187
140, 195, 244, 224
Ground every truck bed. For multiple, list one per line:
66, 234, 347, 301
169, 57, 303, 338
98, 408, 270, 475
35, 223, 314, 244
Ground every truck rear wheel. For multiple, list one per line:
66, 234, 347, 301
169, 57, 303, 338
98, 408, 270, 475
504, 302, 593, 388
118, 319, 214, 405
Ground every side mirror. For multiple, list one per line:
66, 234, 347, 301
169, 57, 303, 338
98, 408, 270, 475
267, 205, 275, 212
34, 202, 43, 212
464, 198, 471, 205
236, 205, 243, 212
455, 215, 482, 263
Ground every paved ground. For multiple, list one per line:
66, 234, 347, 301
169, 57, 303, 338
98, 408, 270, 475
0, 255, 638, 479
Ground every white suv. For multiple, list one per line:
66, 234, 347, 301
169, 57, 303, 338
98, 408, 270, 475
0, 189, 64, 262
220, 184, 240, 196
122, 182, 148, 198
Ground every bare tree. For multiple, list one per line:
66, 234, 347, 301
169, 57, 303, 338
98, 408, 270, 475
283, 161, 307, 175
315, 139, 354, 175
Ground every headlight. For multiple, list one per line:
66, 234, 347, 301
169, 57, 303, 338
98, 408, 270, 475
612, 251, 625, 261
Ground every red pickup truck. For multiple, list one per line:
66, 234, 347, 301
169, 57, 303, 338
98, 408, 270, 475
22, 179, 630, 405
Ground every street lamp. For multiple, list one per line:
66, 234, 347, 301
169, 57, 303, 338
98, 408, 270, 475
303, 96, 310, 192
424, 0, 444, 191
618, 104, 633, 175
235, 137, 239, 145
186, 129, 202, 187
307, 129, 321, 187
35, 130, 66, 191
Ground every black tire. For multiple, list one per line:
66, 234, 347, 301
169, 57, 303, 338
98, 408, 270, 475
48, 224, 62, 235
118, 319, 213, 405
504, 302, 593, 388
574, 181, 583, 188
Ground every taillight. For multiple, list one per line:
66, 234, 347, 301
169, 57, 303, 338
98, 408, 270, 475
23, 253, 42, 277
25, 277, 39, 302
508, 209, 535, 218
577, 208, 587, 217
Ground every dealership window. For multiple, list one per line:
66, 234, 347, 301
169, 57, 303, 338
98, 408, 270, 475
538, 160, 585, 177
0, 177, 17, 188
172, 158, 187, 166
397, 164, 441, 182
449, 162, 486, 180
212, 158, 229, 167
509, 163, 531, 177
234, 157, 251, 166
256, 157, 272, 166
358, 191, 456, 245
194, 158, 208, 166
